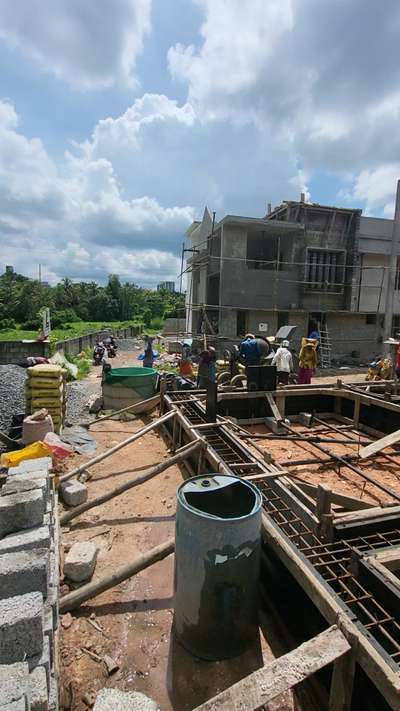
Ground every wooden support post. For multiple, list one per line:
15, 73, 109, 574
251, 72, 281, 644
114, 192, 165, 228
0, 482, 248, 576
60, 538, 175, 612
316, 484, 333, 541
193, 626, 350, 711
353, 396, 361, 428
266, 392, 283, 423
159, 378, 167, 414
60, 439, 202, 525
329, 650, 356, 711
60, 410, 175, 482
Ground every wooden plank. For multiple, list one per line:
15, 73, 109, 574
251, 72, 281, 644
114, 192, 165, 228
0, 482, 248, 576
266, 392, 283, 422
193, 626, 350, 711
293, 480, 374, 511
329, 648, 356, 711
334, 504, 400, 525
359, 428, 400, 459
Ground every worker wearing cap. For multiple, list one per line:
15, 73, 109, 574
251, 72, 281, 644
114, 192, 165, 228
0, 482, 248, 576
271, 340, 293, 385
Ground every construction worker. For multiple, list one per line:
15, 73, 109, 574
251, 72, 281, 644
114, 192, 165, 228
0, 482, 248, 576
239, 333, 261, 373
298, 338, 318, 384
271, 340, 293, 385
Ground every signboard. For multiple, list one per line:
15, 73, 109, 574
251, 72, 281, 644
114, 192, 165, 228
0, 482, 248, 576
259, 323, 268, 332
42, 308, 51, 338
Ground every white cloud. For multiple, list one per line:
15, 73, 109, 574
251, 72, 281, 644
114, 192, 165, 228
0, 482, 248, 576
168, 0, 400, 184
0, 0, 152, 89
0, 99, 194, 285
352, 165, 400, 217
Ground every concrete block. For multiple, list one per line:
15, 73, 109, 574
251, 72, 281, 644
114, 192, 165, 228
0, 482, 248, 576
49, 551, 58, 590
0, 526, 51, 554
64, 542, 97, 582
1, 699, 27, 711
28, 637, 50, 691
60, 481, 87, 507
43, 605, 54, 663
48, 676, 58, 711
30, 666, 49, 711
0, 592, 43, 663
46, 587, 58, 630
0, 549, 49, 599
0, 662, 30, 709
265, 416, 288, 434
0, 490, 45, 538
8, 471, 49, 497
8, 458, 51, 476
2, 478, 47, 498
299, 411, 313, 427
94, 689, 157, 711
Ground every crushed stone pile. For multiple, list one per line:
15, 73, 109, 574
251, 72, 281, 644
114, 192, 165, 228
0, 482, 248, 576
0, 365, 26, 435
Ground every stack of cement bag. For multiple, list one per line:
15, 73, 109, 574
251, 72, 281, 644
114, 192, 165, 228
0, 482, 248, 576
25, 363, 67, 433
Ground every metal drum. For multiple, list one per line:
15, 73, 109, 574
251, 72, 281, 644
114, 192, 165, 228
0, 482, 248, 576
174, 474, 262, 660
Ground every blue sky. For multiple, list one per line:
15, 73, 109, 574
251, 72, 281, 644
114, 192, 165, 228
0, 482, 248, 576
0, 0, 399, 287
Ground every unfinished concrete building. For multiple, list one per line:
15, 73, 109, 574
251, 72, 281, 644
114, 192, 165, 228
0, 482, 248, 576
185, 201, 400, 361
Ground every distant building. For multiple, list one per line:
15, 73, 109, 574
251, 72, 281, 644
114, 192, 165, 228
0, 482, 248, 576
185, 200, 400, 363
5, 265, 14, 275
157, 281, 175, 293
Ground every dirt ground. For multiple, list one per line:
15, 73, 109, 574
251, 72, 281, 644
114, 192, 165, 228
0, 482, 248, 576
59, 356, 396, 710
59, 354, 295, 711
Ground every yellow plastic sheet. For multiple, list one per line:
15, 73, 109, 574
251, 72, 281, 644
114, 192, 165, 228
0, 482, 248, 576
1, 441, 52, 468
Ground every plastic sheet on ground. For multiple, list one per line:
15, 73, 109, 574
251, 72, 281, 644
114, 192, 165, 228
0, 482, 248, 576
60, 425, 98, 455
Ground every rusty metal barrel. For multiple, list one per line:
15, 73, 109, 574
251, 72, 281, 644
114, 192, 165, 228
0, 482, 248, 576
174, 474, 262, 660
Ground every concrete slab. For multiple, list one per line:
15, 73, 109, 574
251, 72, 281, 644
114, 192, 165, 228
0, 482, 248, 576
64, 542, 97, 582
0, 526, 50, 554
93, 689, 158, 711
0, 549, 49, 599
29, 665, 49, 711
0, 591, 43, 663
0, 490, 45, 538
60, 480, 87, 507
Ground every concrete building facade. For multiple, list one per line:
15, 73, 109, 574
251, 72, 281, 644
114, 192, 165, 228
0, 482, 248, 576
185, 201, 399, 363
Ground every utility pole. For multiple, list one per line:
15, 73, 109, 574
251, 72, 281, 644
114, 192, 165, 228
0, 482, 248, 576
383, 179, 400, 351
38, 263, 42, 283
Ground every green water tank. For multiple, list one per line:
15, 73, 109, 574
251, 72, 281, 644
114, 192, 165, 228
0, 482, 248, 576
102, 367, 157, 409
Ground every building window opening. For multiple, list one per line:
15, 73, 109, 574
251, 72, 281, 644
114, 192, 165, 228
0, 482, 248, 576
247, 231, 279, 270
306, 249, 345, 292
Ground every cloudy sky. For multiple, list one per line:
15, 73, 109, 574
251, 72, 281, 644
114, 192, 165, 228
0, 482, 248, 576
0, 0, 399, 287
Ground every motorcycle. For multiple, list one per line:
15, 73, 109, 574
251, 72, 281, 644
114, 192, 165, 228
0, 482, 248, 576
104, 338, 118, 358
93, 343, 106, 366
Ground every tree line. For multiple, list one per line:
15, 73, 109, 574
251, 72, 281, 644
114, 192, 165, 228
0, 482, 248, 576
0, 269, 185, 330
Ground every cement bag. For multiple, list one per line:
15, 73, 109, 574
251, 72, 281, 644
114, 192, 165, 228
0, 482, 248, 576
28, 364, 63, 377
22, 412, 54, 445
27, 377, 63, 389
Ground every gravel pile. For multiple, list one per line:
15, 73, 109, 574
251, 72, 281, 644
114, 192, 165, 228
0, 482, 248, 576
65, 379, 100, 425
0, 365, 27, 434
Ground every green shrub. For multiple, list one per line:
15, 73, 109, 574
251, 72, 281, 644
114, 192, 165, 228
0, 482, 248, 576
20, 318, 40, 330
0, 318, 16, 331
50, 309, 80, 328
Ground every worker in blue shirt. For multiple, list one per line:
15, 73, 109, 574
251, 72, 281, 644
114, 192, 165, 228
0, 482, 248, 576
239, 334, 261, 373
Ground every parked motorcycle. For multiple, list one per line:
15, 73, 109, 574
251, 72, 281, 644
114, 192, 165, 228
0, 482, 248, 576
93, 342, 106, 365
104, 337, 118, 358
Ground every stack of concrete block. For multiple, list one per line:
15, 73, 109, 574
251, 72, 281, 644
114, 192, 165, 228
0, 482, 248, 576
0, 457, 59, 711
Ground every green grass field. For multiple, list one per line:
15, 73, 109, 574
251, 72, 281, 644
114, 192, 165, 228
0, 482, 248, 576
0, 321, 143, 342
